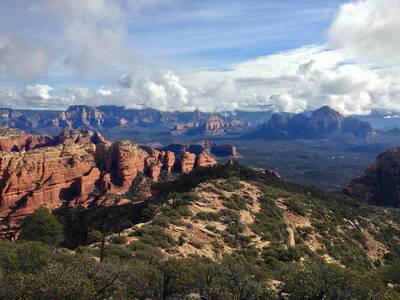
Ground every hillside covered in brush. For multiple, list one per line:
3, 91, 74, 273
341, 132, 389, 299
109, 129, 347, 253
2, 164, 400, 299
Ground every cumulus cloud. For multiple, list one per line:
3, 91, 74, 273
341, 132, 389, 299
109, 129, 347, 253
96, 88, 112, 96
329, 0, 400, 67
117, 70, 189, 111
23, 84, 52, 100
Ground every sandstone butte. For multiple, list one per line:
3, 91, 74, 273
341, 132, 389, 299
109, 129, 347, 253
0, 129, 217, 236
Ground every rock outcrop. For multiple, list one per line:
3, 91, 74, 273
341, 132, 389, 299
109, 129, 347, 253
196, 152, 217, 168
346, 147, 400, 207
0, 132, 218, 234
180, 152, 197, 173
0, 143, 98, 222
164, 151, 176, 173
264, 169, 283, 181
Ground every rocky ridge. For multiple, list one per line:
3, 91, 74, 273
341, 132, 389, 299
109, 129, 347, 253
107, 165, 399, 268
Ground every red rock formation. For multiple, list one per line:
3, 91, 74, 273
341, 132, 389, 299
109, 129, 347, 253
0, 129, 55, 152
56, 129, 111, 146
173, 122, 199, 133
180, 151, 196, 173
204, 116, 225, 136
164, 151, 176, 172
196, 151, 217, 168
0, 128, 110, 152
106, 141, 148, 190
148, 163, 163, 181
0, 134, 219, 237
0, 143, 98, 221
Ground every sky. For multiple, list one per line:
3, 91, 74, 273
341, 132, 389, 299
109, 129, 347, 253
0, 0, 399, 115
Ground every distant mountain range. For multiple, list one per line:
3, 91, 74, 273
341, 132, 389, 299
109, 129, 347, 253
0, 105, 270, 134
0, 105, 386, 140
248, 106, 375, 140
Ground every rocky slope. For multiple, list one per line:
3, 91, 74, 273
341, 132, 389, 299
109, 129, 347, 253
74, 165, 400, 270
0, 131, 217, 236
249, 106, 374, 140
346, 146, 400, 207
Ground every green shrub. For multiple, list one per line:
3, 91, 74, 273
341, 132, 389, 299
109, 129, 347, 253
205, 224, 217, 232
110, 235, 127, 244
134, 225, 176, 249
19, 207, 64, 246
196, 211, 220, 221
189, 240, 204, 249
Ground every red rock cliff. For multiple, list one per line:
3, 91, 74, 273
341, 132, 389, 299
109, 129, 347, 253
0, 135, 217, 234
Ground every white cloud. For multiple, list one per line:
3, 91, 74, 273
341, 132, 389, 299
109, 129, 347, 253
23, 84, 53, 100
177, 45, 388, 114
96, 89, 112, 96
0, 33, 54, 79
118, 70, 189, 111
329, 0, 400, 67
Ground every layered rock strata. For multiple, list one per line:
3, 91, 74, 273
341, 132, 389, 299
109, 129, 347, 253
0, 135, 217, 230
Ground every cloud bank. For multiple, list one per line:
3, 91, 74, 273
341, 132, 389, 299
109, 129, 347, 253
0, 0, 400, 115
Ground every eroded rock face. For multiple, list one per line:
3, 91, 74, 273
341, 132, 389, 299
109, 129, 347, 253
346, 147, 400, 207
180, 152, 196, 173
164, 151, 176, 173
0, 135, 218, 234
0, 143, 98, 221
0, 127, 54, 152
196, 152, 217, 168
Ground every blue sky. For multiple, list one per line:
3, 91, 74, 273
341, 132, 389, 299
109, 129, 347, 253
129, 0, 347, 69
106, 0, 343, 87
